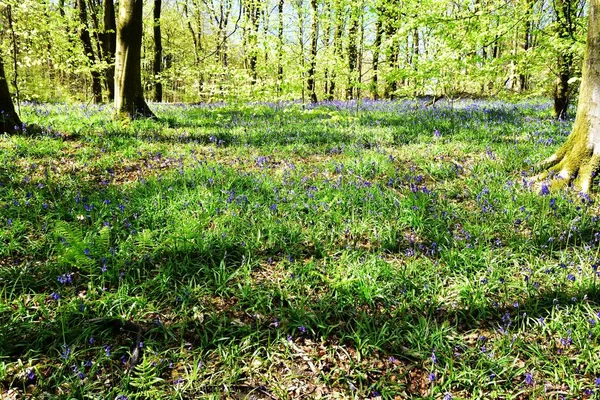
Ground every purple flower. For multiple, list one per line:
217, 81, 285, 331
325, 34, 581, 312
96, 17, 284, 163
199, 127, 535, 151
540, 184, 550, 196
103, 345, 111, 357
298, 326, 306, 334
567, 274, 576, 282
57, 273, 73, 285
525, 372, 533, 385
61, 344, 71, 359
50, 292, 60, 301
26, 369, 35, 382
431, 351, 438, 364
444, 394, 453, 400
429, 372, 436, 382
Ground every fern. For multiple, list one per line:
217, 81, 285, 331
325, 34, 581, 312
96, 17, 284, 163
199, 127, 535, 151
129, 351, 164, 393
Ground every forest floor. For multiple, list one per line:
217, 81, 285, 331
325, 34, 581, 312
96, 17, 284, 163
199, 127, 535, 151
1, 99, 599, 399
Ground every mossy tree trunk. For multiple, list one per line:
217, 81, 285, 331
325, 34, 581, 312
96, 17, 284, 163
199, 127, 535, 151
0, 55, 22, 134
115, 0, 155, 119
540, 0, 600, 192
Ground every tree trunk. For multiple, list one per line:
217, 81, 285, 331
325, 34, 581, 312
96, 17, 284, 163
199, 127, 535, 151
554, 53, 572, 120
307, 0, 318, 103
115, 0, 155, 118
102, 0, 117, 101
518, 0, 533, 92
346, 6, 359, 100
277, 0, 284, 95
0, 56, 22, 134
384, 24, 399, 99
371, 12, 382, 100
153, 0, 163, 102
246, 0, 260, 85
327, 0, 343, 100
552, 0, 578, 119
540, 0, 600, 193
76, 0, 103, 103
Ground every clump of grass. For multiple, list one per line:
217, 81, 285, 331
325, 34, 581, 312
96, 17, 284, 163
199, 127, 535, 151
1, 99, 598, 399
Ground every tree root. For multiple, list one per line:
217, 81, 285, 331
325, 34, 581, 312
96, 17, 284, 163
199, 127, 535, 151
533, 145, 599, 193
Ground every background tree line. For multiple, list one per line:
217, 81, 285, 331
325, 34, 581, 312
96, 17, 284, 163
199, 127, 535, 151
0, 0, 590, 116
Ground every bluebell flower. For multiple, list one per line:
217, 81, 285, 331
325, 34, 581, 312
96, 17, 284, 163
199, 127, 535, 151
524, 372, 533, 385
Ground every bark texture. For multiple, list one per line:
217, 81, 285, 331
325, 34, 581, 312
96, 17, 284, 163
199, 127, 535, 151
540, 0, 600, 192
0, 56, 22, 134
115, 0, 155, 118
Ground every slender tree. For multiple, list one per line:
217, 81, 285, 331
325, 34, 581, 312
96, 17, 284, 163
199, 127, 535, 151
371, 7, 383, 100
383, 6, 399, 99
244, 0, 261, 85
115, 0, 155, 118
539, 0, 600, 192
0, 55, 22, 134
346, 3, 359, 99
327, 0, 344, 100
76, 0, 103, 103
307, 0, 319, 103
277, 0, 284, 94
102, 0, 117, 101
553, 0, 580, 119
153, 0, 163, 102
518, 0, 534, 92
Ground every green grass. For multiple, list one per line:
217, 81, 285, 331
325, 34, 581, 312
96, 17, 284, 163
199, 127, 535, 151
1, 99, 599, 399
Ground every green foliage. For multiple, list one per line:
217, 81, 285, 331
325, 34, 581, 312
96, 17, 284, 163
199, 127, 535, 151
0, 0, 590, 103
1, 100, 600, 398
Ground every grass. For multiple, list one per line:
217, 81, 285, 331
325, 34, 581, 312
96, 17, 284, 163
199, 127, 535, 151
1, 98, 599, 399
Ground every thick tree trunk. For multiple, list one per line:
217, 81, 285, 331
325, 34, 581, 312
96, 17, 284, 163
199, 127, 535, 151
115, 0, 155, 118
153, 0, 163, 102
327, 1, 343, 100
540, 0, 600, 192
307, 0, 318, 103
103, 0, 117, 102
0, 56, 21, 133
76, 0, 103, 103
